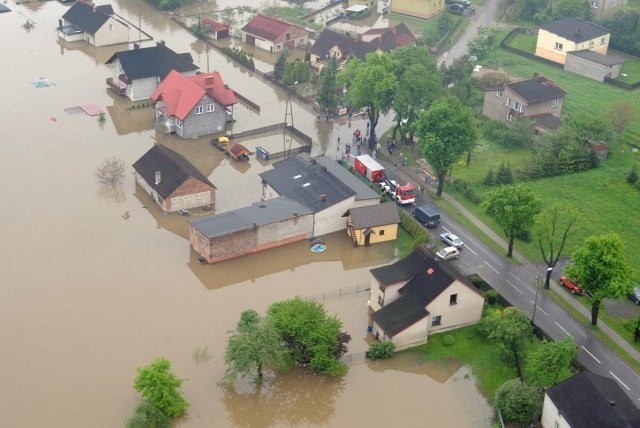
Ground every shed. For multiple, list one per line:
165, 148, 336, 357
346, 202, 400, 246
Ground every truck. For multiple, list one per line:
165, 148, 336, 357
353, 155, 385, 183
389, 182, 416, 205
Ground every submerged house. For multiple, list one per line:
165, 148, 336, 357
132, 144, 216, 212
151, 70, 237, 139
105, 42, 198, 101
368, 246, 484, 350
241, 13, 309, 53
346, 202, 400, 247
58, 1, 129, 47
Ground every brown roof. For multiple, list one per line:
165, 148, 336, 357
349, 202, 400, 229
241, 14, 307, 42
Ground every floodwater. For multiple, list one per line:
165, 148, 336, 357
0, 1, 491, 426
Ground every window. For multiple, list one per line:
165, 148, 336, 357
175, 118, 183, 128
109, 24, 114, 31
432, 315, 442, 326
496, 90, 503, 98
591, 0, 598, 7
378, 295, 384, 307
379, 229, 385, 236
589, 40, 595, 48
554, 42, 563, 51
506, 98, 513, 107
206, 103, 215, 113
551, 98, 558, 108
449, 294, 458, 305
513, 101, 522, 112
195, 105, 204, 115
600, 37, 606, 45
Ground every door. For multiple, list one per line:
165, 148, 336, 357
246, 34, 255, 46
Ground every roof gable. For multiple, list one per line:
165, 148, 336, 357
132, 144, 215, 199
105, 44, 198, 80
506, 75, 566, 104
539, 17, 610, 43
310, 29, 349, 57
241, 14, 306, 41
62, 2, 120, 35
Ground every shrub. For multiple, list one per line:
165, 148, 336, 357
366, 341, 396, 360
515, 229, 532, 242
127, 400, 170, 428
483, 168, 495, 185
627, 166, 638, 185
485, 289, 499, 305
399, 209, 429, 248
496, 162, 513, 184
441, 334, 455, 347
452, 178, 470, 192
463, 186, 482, 205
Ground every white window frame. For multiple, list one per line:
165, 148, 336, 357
600, 37, 606, 45
109, 23, 114, 31
496, 90, 503, 98
551, 98, 558, 108
195, 105, 204, 115
554, 42, 563, 51
207, 103, 215, 113
432, 315, 442, 326
175, 118, 183, 128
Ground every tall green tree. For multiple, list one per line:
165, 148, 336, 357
565, 233, 632, 326
496, 379, 542, 427
316, 58, 339, 117
283, 62, 295, 85
412, 96, 477, 196
224, 310, 291, 385
479, 307, 532, 372
339, 52, 398, 145
133, 358, 188, 418
532, 204, 580, 289
551, 0, 592, 20
481, 184, 541, 257
267, 297, 350, 376
525, 337, 577, 387
274, 50, 289, 80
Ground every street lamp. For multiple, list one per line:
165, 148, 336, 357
544, 267, 553, 290
532, 276, 541, 328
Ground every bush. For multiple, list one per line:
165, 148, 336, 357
441, 334, 455, 347
485, 290, 499, 305
627, 166, 638, 185
399, 209, 429, 248
366, 341, 396, 360
127, 400, 170, 428
496, 162, 513, 184
463, 186, 482, 205
483, 168, 495, 185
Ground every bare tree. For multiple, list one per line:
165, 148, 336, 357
95, 156, 125, 186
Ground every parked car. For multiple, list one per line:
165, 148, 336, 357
440, 232, 464, 249
436, 246, 460, 261
447, 4, 465, 13
559, 276, 585, 295
628, 287, 640, 305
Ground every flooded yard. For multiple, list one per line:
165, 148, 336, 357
0, 1, 491, 426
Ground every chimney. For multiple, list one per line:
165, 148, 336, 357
156, 40, 165, 46
609, 400, 616, 408
155, 171, 161, 185
205, 76, 214, 86
320, 194, 327, 201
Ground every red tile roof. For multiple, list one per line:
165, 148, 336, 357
151, 70, 237, 121
241, 13, 306, 42
200, 18, 229, 33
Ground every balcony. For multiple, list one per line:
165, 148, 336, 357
106, 77, 126, 95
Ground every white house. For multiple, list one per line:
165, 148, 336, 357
58, 2, 129, 47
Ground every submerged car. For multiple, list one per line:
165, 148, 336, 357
440, 232, 464, 249
559, 276, 585, 295
436, 246, 460, 261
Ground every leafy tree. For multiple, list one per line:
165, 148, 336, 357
481, 184, 541, 257
127, 400, 170, 428
496, 379, 542, 427
467, 27, 498, 61
267, 297, 350, 376
478, 71, 510, 87
552, 0, 592, 20
339, 52, 398, 145
509, 0, 549, 23
316, 58, 339, 117
564, 112, 613, 143
133, 358, 188, 418
479, 307, 532, 371
413, 96, 477, 196
440, 54, 474, 86
600, 7, 640, 55
274, 50, 289, 80
224, 310, 291, 385
532, 205, 579, 289
605, 100, 636, 133
293, 60, 309, 83
525, 337, 577, 387
565, 234, 632, 326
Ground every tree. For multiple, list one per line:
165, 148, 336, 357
224, 310, 291, 385
127, 400, 171, 428
412, 96, 477, 196
467, 27, 498, 61
479, 307, 532, 373
339, 52, 398, 146
551, 0, 592, 20
525, 337, 577, 387
283, 62, 295, 85
605, 100, 636, 133
563, 112, 613, 143
273, 50, 289, 80
565, 234, 632, 326
267, 297, 350, 376
481, 184, 541, 257
133, 358, 188, 418
95, 156, 125, 186
496, 379, 542, 426
317, 58, 338, 117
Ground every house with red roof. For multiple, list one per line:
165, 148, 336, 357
241, 14, 309, 53
151, 70, 237, 139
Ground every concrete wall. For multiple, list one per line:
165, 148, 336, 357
166, 176, 215, 212
425, 281, 484, 334
130, 76, 158, 102
565, 54, 622, 82
536, 29, 610, 64
541, 394, 571, 428
135, 173, 164, 209
93, 18, 129, 47
391, 0, 444, 19
179, 96, 229, 139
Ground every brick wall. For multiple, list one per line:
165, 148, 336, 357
167, 177, 215, 211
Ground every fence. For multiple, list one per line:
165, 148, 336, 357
233, 91, 260, 112
230, 122, 286, 140
309, 283, 371, 304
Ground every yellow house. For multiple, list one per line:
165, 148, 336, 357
391, 0, 445, 20
368, 247, 485, 350
535, 17, 611, 65
346, 202, 400, 246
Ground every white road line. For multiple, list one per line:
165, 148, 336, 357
484, 261, 500, 275
464, 245, 478, 255
581, 346, 601, 364
506, 280, 523, 295
554, 322, 573, 337
442, 226, 451, 233
610, 371, 631, 391
529, 300, 548, 316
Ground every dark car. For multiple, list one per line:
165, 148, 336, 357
559, 276, 585, 295
447, 4, 465, 13
628, 287, 640, 305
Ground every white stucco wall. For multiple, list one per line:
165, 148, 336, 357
425, 281, 484, 334
540, 394, 570, 428
93, 18, 129, 47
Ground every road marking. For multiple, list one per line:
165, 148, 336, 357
610, 371, 631, 391
464, 245, 478, 255
484, 261, 500, 275
442, 226, 450, 233
581, 346, 601, 364
506, 280, 523, 294
529, 300, 548, 316
554, 322, 573, 337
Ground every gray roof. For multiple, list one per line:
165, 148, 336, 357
534, 114, 562, 130
539, 17, 610, 43
259, 154, 378, 214
349, 202, 400, 229
567, 49, 624, 66
189, 197, 312, 238
105, 44, 198, 80
546, 372, 640, 427
132, 144, 215, 199
310, 29, 347, 57
61, 2, 124, 35
507, 75, 566, 104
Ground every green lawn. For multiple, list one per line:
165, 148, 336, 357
505, 32, 537, 54
613, 49, 640, 84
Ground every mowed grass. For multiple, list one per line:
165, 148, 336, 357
505, 32, 537, 54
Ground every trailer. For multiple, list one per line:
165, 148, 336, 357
211, 136, 253, 161
353, 154, 385, 183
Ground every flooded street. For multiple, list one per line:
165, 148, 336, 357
0, 1, 491, 426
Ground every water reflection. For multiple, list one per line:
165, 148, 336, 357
368, 350, 464, 383
56, 38, 129, 64
222, 369, 344, 427
105, 90, 156, 135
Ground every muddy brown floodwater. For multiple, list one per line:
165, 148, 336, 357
0, 1, 491, 426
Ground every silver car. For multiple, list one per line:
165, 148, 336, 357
436, 246, 460, 261
440, 232, 464, 249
